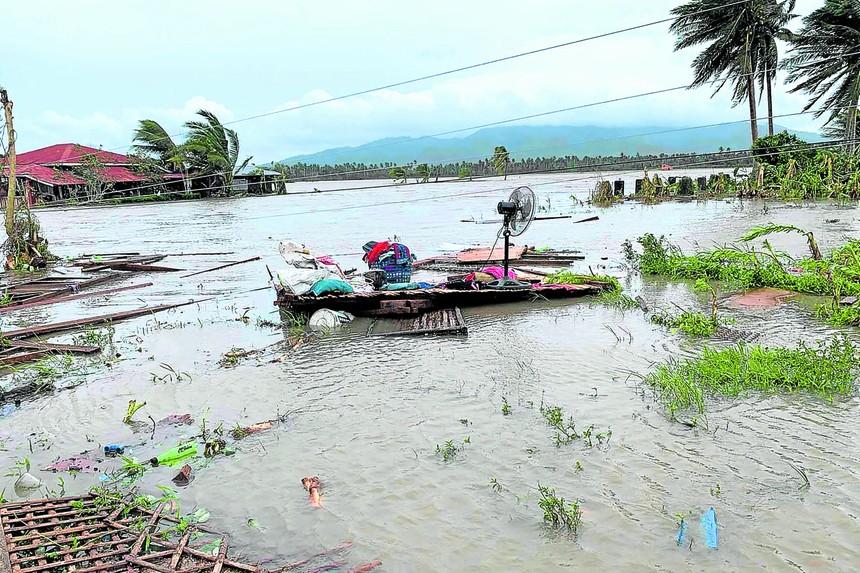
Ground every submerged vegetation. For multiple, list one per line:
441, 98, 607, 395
537, 484, 582, 533
644, 336, 858, 422
625, 225, 860, 325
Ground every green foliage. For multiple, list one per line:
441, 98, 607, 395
501, 396, 511, 416
544, 271, 620, 291
539, 402, 611, 448
752, 132, 815, 168
123, 399, 146, 424
389, 166, 407, 183
537, 484, 582, 533
490, 146, 510, 179
435, 437, 470, 462
651, 310, 723, 337
644, 336, 859, 421
457, 166, 471, 179
625, 232, 860, 301
415, 163, 431, 183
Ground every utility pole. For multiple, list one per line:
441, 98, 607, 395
1, 88, 16, 238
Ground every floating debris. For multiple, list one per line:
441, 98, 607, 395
302, 476, 322, 507
43, 455, 101, 473
172, 463, 193, 486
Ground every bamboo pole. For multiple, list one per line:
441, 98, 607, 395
1, 88, 16, 238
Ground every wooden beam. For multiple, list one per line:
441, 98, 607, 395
2, 299, 207, 339
0, 282, 152, 313
181, 256, 260, 279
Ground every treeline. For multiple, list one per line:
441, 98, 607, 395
272, 151, 748, 182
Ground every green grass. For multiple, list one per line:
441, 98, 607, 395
644, 336, 859, 422
625, 229, 860, 326
651, 310, 723, 337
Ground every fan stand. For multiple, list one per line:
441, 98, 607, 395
502, 215, 513, 280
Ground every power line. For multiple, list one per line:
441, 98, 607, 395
70, 0, 755, 157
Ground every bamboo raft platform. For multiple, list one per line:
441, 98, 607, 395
0, 495, 377, 573
369, 307, 468, 336
276, 281, 609, 318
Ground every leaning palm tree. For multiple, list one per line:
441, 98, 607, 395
671, 0, 794, 144
131, 120, 185, 172
784, 0, 860, 148
183, 110, 252, 195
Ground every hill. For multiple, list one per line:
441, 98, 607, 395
273, 124, 823, 166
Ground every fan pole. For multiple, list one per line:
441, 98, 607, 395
502, 226, 511, 279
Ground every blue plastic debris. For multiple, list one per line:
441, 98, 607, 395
677, 518, 687, 547
701, 507, 718, 549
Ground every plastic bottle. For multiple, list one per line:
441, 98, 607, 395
104, 444, 125, 457
149, 442, 198, 467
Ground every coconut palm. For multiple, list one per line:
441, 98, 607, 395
756, 1, 797, 136
784, 0, 860, 147
183, 110, 252, 194
131, 120, 185, 172
491, 146, 510, 179
670, 0, 796, 144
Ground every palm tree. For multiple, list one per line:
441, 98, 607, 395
491, 146, 510, 179
784, 0, 860, 147
757, 1, 797, 136
131, 120, 184, 172
670, 0, 796, 144
822, 109, 860, 140
183, 110, 252, 195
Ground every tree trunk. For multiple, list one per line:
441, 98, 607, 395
766, 72, 774, 137
847, 103, 858, 154
2, 89, 16, 238
747, 75, 759, 144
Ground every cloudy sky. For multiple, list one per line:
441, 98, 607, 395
5, 0, 824, 163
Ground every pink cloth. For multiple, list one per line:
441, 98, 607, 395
481, 266, 516, 280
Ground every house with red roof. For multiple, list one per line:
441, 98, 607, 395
1, 143, 155, 203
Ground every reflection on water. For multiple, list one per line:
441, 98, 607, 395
0, 172, 858, 572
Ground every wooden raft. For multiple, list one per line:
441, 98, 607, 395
371, 307, 468, 336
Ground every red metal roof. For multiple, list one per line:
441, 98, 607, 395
3, 164, 85, 185
14, 144, 133, 166
2, 164, 146, 186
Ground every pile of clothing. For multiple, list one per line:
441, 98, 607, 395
276, 242, 361, 296
362, 240, 416, 284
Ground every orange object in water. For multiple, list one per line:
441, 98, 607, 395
302, 476, 322, 507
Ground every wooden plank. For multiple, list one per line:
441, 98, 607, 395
0, 283, 153, 313
180, 256, 260, 279
86, 263, 181, 272
457, 246, 526, 263
0, 350, 50, 365
1, 299, 207, 339
8, 341, 100, 354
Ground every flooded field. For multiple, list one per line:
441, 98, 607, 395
1, 170, 858, 572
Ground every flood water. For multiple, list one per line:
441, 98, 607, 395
1, 170, 858, 572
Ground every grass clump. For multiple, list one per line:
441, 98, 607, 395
624, 227, 860, 326
644, 336, 859, 422
651, 310, 722, 337
537, 484, 582, 533
539, 401, 611, 447
544, 271, 639, 309
435, 437, 470, 462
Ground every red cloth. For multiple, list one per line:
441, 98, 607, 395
365, 241, 392, 264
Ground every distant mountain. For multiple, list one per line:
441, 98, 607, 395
274, 124, 823, 166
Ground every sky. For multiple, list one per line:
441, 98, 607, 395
4, 0, 825, 164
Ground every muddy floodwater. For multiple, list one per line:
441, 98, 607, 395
1, 170, 858, 572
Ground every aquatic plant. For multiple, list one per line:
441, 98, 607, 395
543, 271, 621, 292
435, 437, 470, 462
643, 336, 859, 422
624, 231, 860, 324
539, 402, 611, 448
651, 310, 723, 337
123, 400, 146, 424
501, 397, 511, 416
537, 484, 582, 533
